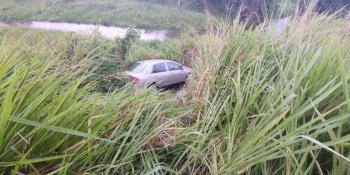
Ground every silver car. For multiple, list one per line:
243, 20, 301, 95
126, 59, 191, 88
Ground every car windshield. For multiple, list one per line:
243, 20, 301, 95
129, 63, 147, 73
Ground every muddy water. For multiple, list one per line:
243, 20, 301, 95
0, 21, 170, 41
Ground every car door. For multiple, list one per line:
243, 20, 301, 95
151, 63, 170, 87
166, 62, 185, 84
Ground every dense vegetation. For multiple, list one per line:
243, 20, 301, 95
1, 4, 350, 174
0, 0, 206, 31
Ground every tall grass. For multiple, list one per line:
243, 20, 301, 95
1, 8, 350, 175
0, 28, 187, 174
182, 10, 350, 174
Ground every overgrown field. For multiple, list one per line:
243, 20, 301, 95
0, 11, 350, 174
0, 0, 206, 31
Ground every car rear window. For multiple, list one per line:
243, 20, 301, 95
167, 62, 182, 71
129, 63, 147, 73
152, 63, 167, 73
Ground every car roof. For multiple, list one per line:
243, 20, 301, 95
138, 59, 177, 65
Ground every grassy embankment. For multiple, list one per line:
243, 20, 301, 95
1, 9, 350, 174
0, 0, 206, 31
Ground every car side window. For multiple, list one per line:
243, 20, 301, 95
152, 63, 167, 73
167, 62, 182, 71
